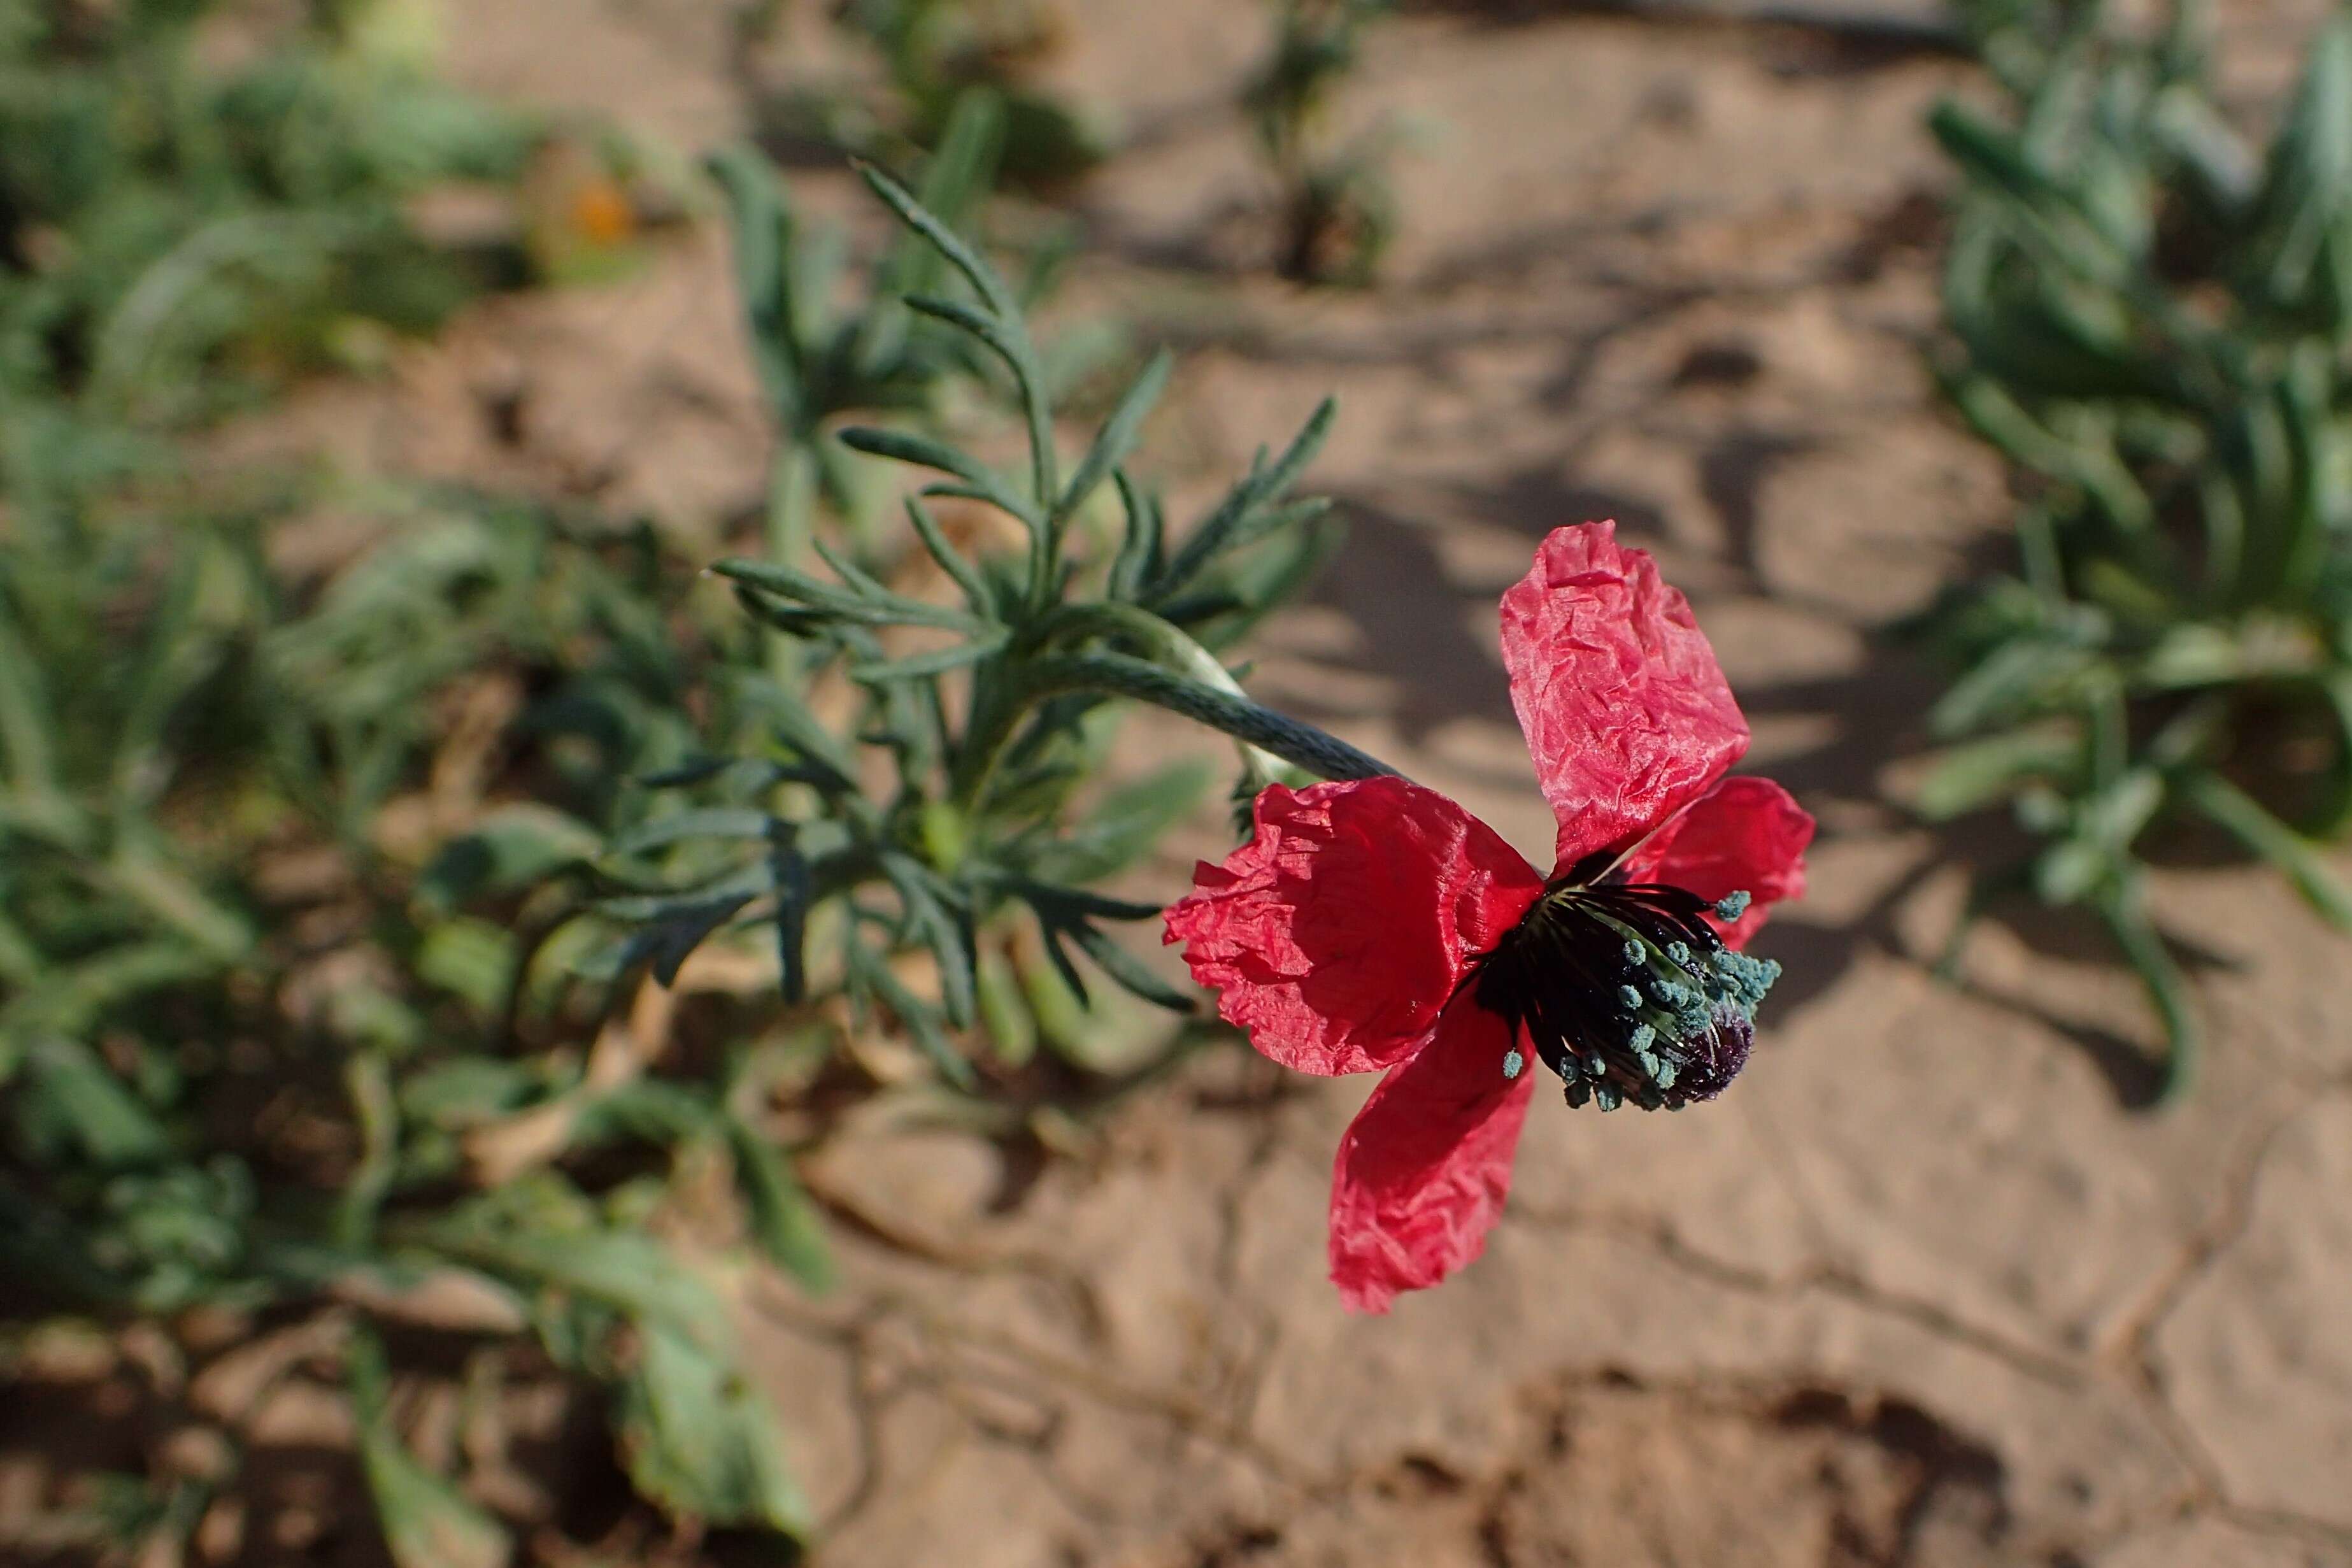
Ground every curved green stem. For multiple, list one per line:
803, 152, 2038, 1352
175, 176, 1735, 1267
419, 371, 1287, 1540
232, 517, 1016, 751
950, 606, 1393, 813
1020, 602, 1292, 781
1016, 652, 1396, 784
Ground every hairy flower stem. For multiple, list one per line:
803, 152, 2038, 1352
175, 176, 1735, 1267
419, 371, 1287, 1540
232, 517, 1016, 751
1026, 603, 1295, 781
948, 605, 1388, 814
1015, 652, 1396, 783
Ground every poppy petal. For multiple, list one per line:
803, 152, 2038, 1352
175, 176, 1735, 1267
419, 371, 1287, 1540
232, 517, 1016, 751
1623, 775, 1813, 950
1165, 776, 1543, 1078
1329, 1002, 1533, 1313
1500, 522, 1751, 873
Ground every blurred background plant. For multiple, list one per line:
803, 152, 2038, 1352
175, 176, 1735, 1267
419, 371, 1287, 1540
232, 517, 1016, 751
704, 87, 1120, 573
1916, 0, 2352, 1100
1243, 0, 1401, 285
0, 1, 1352, 1555
3, 0, 852, 1558
741, 0, 1116, 190
3, 0, 538, 435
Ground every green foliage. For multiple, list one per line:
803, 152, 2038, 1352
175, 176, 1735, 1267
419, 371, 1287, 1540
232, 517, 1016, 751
0, 1, 827, 1556
711, 87, 1124, 587
1921, 0, 2352, 1098
1, 22, 1359, 1555
350, 1330, 512, 1568
1244, 0, 1400, 285
712, 87, 1015, 566
0, 467, 785, 1542
753, 0, 1115, 189
594, 158, 1371, 1101
0, 0, 541, 433
615, 1322, 816, 1540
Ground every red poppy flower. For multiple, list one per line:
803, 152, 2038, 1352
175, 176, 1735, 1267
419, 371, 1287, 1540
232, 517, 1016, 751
1164, 522, 1813, 1313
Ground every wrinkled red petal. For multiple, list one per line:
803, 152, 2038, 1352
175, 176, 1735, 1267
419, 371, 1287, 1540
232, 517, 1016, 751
1500, 522, 1751, 874
1329, 1003, 1532, 1313
1623, 775, 1813, 950
1165, 777, 1543, 1077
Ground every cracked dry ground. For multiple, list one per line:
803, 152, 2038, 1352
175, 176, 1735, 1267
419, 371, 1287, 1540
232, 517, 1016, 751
198, 1, 2352, 1564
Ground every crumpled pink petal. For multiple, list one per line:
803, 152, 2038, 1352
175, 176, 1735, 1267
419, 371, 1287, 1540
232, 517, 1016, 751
1500, 522, 1751, 874
1330, 1002, 1534, 1313
1621, 775, 1814, 950
1164, 777, 1544, 1077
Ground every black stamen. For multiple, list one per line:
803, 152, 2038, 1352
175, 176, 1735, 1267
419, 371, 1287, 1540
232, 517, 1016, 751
1460, 869, 1779, 1114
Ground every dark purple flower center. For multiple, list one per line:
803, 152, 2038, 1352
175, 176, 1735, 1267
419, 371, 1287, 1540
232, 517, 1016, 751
1460, 861, 1776, 1113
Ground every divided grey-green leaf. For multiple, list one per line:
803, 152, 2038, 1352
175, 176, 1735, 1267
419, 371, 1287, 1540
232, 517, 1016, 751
1058, 349, 1174, 525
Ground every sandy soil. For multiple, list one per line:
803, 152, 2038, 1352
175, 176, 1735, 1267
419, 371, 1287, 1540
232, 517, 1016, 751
50, 1, 2352, 1564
